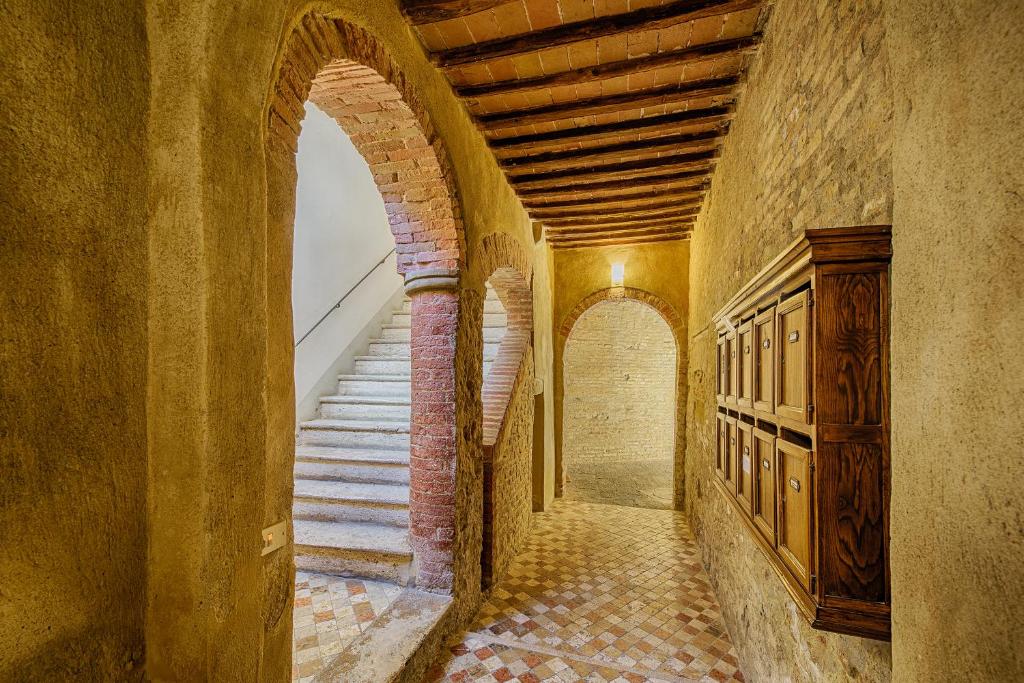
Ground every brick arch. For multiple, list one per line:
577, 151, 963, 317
266, 12, 464, 274
263, 11, 466, 593
557, 288, 687, 510
474, 233, 533, 587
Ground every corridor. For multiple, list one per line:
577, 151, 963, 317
428, 501, 742, 682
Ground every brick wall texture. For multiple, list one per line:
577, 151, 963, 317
563, 299, 676, 509
686, 0, 894, 680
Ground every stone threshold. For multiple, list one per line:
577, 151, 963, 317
313, 588, 452, 682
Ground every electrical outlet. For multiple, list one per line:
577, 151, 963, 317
261, 520, 288, 557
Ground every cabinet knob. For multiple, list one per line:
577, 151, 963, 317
743, 446, 750, 456
762, 459, 771, 470
762, 339, 771, 349
789, 477, 801, 492
788, 331, 800, 343
745, 346, 751, 354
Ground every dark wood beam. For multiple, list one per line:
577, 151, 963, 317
529, 198, 703, 220
508, 149, 718, 184
400, 0, 511, 24
550, 232, 690, 248
517, 168, 712, 197
523, 184, 707, 209
477, 77, 739, 130
490, 105, 734, 155
432, 0, 760, 67
456, 36, 759, 99
548, 226, 691, 243
499, 128, 725, 172
542, 214, 698, 230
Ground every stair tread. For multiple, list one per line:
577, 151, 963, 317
300, 418, 410, 433
295, 445, 409, 465
294, 479, 410, 505
337, 373, 411, 381
319, 395, 411, 405
293, 519, 412, 556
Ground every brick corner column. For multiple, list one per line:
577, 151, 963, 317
404, 267, 460, 592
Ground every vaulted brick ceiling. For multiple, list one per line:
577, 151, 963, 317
400, 0, 769, 248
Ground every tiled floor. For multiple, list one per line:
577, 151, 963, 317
291, 572, 402, 681
429, 501, 743, 683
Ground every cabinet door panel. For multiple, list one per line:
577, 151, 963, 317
777, 439, 813, 591
724, 416, 738, 493
715, 414, 728, 483
753, 308, 775, 412
736, 421, 754, 515
752, 428, 776, 545
725, 331, 737, 405
738, 321, 754, 408
776, 292, 811, 423
716, 336, 727, 403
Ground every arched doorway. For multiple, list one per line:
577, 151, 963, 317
563, 298, 676, 508
264, 8, 467, 614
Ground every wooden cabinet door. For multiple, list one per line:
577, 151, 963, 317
752, 428, 776, 545
777, 439, 814, 591
725, 330, 737, 406
753, 308, 775, 413
736, 421, 754, 515
724, 415, 738, 493
716, 335, 727, 403
776, 292, 812, 424
738, 320, 754, 409
715, 414, 728, 483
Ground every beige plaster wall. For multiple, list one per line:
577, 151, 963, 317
533, 242, 557, 511
3, 0, 555, 678
885, 2, 1024, 679
552, 241, 689, 508
0, 2, 149, 679
685, 0, 894, 680
563, 299, 676, 509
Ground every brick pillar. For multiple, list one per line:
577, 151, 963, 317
405, 268, 460, 591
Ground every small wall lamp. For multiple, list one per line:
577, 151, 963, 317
611, 262, 625, 287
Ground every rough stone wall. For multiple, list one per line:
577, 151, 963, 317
885, 2, 1024, 680
552, 241, 689, 509
563, 299, 676, 509
685, 0, 894, 680
485, 352, 536, 585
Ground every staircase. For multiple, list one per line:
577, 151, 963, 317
293, 288, 507, 584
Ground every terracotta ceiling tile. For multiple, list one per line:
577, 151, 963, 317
548, 83, 579, 103
596, 34, 628, 64
647, 64, 684, 87
538, 46, 572, 74
558, 0, 597, 24
567, 40, 601, 69
487, 59, 520, 82
680, 60, 718, 82
688, 15, 726, 45
435, 19, 477, 49
520, 90, 553, 108
524, 0, 562, 30
626, 29, 660, 58
462, 10, 502, 42
595, 0, 630, 16
600, 74, 630, 95
457, 63, 495, 85
722, 7, 762, 38
491, 1, 533, 36
415, 23, 449, 51
510, 51, 545, 78
627, 69, 658, 91
657, 21, 693, 53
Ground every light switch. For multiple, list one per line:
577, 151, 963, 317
261, 520, 288, 557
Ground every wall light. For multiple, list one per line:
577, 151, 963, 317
611, 262, 625, 287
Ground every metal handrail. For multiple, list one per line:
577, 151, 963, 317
294, 247, 397, 348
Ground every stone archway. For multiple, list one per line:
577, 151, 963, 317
557, 287, 686, 509
474, 233, 533, 586
263, 12, 465, 593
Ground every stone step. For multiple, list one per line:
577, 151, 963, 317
353, 356, 411, 375
366, 338, 500, 358
389, 311, 506, 328
293, 519, 413, 585
398, 298, 504, 314
293, 479, 409, 526
294, 445, 409, 485
298, 418, 411, 450
318, 397, 410, 421
336, 374, 411, 397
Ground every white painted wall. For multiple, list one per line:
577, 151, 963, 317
293, 102, 403, 419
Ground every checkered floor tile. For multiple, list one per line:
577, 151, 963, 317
291, 573, 402, 681
428, 500, 743, 682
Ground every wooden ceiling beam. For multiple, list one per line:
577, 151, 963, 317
549, 231, 692, 248
499, 128, 725, 172
516, 168, 712, 197
489, 105, 734, 155
548, 223, 689, 238
529, 198, 703, 220
477, 77, 738, 130
508, 149, 718, 185
523, 184, 707, 208
432, 0, 761, 67
400, 0, 511, 25
456, 35, 759, 99
542, 214, 698, 230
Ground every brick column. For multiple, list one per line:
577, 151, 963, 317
405, 268, 460, 591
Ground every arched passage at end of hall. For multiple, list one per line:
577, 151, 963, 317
263, 12, 467, 600
557, 287, 686, 510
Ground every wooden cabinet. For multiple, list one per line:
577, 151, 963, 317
712, 225, 892, 641
752, 427, 776, 544
737, 320, 754, 409
753, 308, 775, 413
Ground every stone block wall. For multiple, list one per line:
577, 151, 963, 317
685, 0, 894, 680
562, 298, 676, 509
